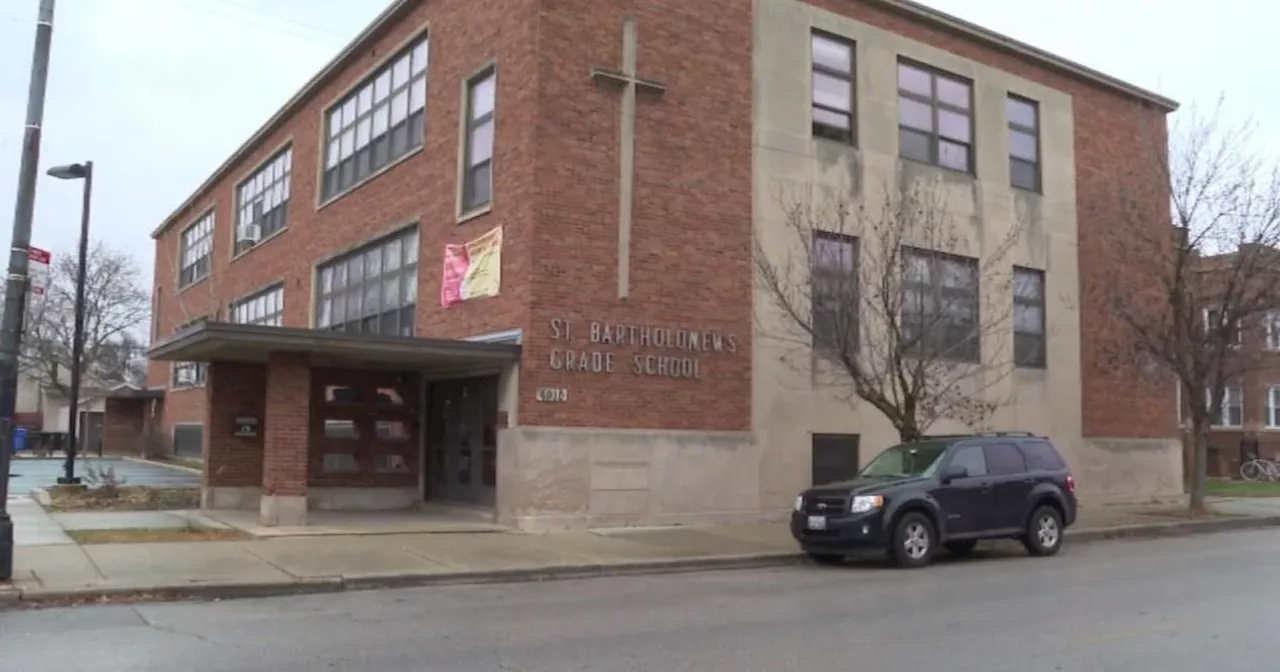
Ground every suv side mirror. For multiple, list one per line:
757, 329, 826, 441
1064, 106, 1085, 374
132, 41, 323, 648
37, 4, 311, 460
942, 463, 968, 483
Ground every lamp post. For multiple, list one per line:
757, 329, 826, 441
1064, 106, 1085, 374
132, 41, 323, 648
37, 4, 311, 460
47, 161, 91, 486
0, 0, 59, 583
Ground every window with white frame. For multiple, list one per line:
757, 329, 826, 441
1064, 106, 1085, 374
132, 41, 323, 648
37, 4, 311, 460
461, 67, 496, 213
1208, 386, 1243, 427
172, 361, 207, 389
179, 212, 214, 287
1266, 310, 1280, 350
1203, 305, 1241, 347
316, 227, 419, 336
322, 35, 429, 201
230, 284, 284, 327
235, 147, 293, 255
1268, 386, 1280, 428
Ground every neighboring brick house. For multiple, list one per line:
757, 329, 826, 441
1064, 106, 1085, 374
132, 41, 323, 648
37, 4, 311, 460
123, 0, 1182, 530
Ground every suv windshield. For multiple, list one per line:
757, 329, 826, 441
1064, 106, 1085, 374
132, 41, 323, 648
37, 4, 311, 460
859, 441, 949, 478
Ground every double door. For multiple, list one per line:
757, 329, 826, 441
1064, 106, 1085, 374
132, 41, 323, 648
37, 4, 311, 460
426, 375, 499, 507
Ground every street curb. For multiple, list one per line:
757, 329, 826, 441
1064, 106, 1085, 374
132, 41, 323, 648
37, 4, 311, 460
7, 516, 1280, 609
120, 456, 203, 475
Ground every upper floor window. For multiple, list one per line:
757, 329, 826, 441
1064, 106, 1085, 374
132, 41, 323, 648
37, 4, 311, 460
235, 147, 293, 255
1265, 310, 1280, 350
901, 247, 980, 362
316, 227, 419, 336
1209, 386, 1243, 428
1204, 305, 1241, 347
1268, 386, 1280, 428
461, 67, 496, 214
1013, 267, 1046, 368
231, 284, 284, 327
811, 231, 858, 354
811, 31, 855, 144
1007, 95, 1040, 191
897, 61, 973, 173
322, 35, 429, 201
179, 211, 214, 288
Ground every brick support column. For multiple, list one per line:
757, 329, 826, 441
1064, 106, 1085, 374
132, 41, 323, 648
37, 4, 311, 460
202, 362, 267, 510
261, 353, 311, 526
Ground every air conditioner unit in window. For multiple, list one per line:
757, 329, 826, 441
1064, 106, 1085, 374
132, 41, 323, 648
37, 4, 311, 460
176, 367, 196, 385
236, 223, 262, 244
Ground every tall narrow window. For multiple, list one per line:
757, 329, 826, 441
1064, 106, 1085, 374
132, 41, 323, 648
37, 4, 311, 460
316, 227, 419, 336
462, 67, 496, 213
1208, 386, 1243, 427
1265, 310, 1280, 350
1007, 95, 1040, 191
1268, 386, 1280, 428
810, 31, 854, 144
235, 147, 293, 255
1013, 267, 1046, 368
322, 35, 428, 201
897, 60, 973, 173
901, 248, 980, 362
1204, 305, 1241, 347
230, 284, 284, 327
811, 231, 858, 354
179, 211, 214, 288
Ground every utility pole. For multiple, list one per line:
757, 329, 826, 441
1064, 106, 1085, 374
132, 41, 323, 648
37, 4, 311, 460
0, 0, 58, 582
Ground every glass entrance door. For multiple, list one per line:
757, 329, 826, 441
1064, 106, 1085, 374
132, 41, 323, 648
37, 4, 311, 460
427, 375, 499, 507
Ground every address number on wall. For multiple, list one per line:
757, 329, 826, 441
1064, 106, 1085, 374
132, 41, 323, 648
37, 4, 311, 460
535, 387, 569, 403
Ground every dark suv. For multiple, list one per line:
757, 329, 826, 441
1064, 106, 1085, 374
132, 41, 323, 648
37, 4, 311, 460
790, 432, 1077, 569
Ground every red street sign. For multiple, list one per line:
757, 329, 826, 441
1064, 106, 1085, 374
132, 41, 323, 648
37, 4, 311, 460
27, 247, 50, 264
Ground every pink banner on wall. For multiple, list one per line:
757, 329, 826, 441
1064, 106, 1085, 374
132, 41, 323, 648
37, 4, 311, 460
441, 226, 503, 307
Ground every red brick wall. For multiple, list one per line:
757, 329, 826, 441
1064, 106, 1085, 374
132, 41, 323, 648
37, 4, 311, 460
519, 0, 756, 431
205, 362, 267, 488
102, 398, 145, 455
263, 354, 310, 497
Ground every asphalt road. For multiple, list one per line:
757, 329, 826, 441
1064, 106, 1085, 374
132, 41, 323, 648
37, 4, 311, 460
6, 458, 198, 494
2, 529, 1276, 671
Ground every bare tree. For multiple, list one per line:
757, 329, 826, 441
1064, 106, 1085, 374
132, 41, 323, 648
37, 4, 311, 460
755, 175, 1025, 442
1094, 100, 1280, 512
19, 240, 151, 396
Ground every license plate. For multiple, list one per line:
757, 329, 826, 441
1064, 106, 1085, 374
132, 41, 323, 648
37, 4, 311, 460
806, 515, 827, 530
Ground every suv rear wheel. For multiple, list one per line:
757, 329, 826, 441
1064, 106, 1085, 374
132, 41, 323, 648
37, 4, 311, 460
891, 512, 936, 568
1023, 505, 1064, 557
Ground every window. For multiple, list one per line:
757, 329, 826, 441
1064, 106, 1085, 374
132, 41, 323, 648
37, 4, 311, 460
811, 31, 854, 143
323, 453, 358, 472
172, 362, 206, 389
1013, 267, 1046, 368
235, 147, 293, 255
901, 248, 980, 362
172, 424, 202, 458
316, 227, 419, 336
179, 211, 214, 287
322, 36, 429, 201
324, 420, 359, 439
1266, 310, 1280, 350
1019, 440, 1067, 471
897, 60, 973, 172
1209, 386, 1243, 427
1203, 305, 1241, 347
230, 284, 284, 327
376, 420, 410, 441
1263, 387, 1280, 429
811, 433, 860, 486
947, 445, 987, 478
1007, 95, 1040, 190
983, 443, 1027, 476
462, 67, 496, 213
812, 232, 858, 354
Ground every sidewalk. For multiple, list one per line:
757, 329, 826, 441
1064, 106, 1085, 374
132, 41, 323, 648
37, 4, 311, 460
5, 497, 1280, 607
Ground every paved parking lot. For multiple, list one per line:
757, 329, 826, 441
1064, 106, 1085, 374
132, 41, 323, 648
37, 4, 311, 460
6, 458, 199, 495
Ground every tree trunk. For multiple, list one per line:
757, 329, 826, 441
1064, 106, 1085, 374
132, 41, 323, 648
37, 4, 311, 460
1189, 423, 1210, 513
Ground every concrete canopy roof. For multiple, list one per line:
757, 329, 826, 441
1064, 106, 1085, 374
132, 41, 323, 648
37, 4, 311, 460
147, 322, 522, 371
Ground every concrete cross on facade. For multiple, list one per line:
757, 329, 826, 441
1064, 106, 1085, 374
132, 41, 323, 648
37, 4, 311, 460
590, 16, 666, 300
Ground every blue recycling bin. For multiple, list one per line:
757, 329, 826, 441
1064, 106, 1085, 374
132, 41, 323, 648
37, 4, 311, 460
13, 427, 27, 453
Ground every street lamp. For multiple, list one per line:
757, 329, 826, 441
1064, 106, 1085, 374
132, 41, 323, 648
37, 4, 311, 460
46, 161, 91, 486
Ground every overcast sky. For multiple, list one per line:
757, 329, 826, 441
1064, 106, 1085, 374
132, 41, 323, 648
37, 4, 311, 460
0, 0, 1273, 323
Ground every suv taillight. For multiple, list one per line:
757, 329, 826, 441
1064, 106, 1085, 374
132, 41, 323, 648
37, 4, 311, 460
1065, 474, 1076, 494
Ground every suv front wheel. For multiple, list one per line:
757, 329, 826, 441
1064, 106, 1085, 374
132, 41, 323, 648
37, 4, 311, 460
1023, 505, 1064, 557
891, 512, 936, 568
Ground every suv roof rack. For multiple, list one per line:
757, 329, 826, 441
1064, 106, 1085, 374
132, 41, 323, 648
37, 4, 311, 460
922, 431, 1043, 440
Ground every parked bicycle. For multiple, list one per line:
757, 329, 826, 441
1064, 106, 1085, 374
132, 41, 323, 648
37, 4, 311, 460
1240, 457, 1280, 482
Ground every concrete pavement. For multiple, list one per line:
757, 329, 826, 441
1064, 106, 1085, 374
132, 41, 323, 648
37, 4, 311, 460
4, 527, 1280, 671
5, 497, 1280, 605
